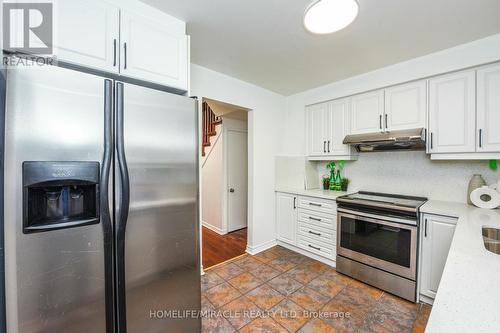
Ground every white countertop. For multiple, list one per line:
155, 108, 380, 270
421, 201, 500, 333
275, 187, 351, 200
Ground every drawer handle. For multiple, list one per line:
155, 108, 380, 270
309, 217, 322, 222
309, 203, 322, 207
308, 244, 321, 251
308, 230, 321, 236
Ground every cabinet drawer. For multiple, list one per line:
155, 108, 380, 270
297, 234, 336, 259
297, 222, 336, 244
298, 209, 336, 230
297, 196, 337, 215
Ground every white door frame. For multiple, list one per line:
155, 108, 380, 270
223, 128, 248, 234
198, 98, 251, 273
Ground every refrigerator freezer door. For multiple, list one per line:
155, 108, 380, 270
115, 82, 200, 332
4, 65, 112, 333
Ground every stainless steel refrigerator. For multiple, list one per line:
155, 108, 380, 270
2, 63, 200, 332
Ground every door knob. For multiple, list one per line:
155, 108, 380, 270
229, 188, 235, 193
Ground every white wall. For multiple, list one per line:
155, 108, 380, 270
281, 33, 500, 203
201, 129, 224, 234
191, 64, 287, 254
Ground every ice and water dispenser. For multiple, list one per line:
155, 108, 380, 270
23, 162, 100, 233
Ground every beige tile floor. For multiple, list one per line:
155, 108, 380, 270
201, 246, 431, 333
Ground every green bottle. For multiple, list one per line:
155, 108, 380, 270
329, 166, 336, 191
334, 169, 342, 191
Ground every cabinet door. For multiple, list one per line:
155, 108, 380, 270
306, 103, 328, 156
327, 98, 351, 155
53, 0, 119, 73
420, 214, 456, 300
477, 64, 500, 152
385, 80, 427, 131
120, 10, 188, 90
350, 90, 384, 134
276, 193, 297, 245
428, 70, 476, 153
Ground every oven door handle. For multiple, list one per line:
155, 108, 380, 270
337, 208, 417, 227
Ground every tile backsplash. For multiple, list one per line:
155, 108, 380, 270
315, 151, 499, 203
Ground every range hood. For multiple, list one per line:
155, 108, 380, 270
343, 128, 426, 152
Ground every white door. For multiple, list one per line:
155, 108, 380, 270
53, 0, 119, 73
477, 64, 500, 152
307, 103, 328, 156
428, 70, 476, 153
327, 98, 351, 155
350, 90, 385, 134
384, 80, 427, 131
276, 193, 297, 245
120, 10, 188, 90
420, 214, 456, 300
227, 130, 248, 232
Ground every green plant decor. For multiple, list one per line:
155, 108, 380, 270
489, 160, 498, 171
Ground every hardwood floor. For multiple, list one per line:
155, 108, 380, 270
202, 227, 247, 269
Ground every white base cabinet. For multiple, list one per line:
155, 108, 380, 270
419, 213, 457, 303
276, 192, 297, 245
276, 192, 337, 264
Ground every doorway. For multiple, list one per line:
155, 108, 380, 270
200, 98, 249, 269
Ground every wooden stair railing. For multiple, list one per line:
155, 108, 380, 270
202, 101, 222, 156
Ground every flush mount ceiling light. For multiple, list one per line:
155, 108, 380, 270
304, 0, 359, 34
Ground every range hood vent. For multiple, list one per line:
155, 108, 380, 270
343, 128, 426, 152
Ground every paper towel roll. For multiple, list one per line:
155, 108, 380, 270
470, 186, 500, 209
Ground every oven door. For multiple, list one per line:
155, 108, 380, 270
337, 209, 417, 280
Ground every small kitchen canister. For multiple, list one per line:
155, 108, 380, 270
467, 174, 486, 205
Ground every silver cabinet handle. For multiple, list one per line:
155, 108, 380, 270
229, 188, 235, 193
309, 203, 322, 207
379, 115, 382, 130
309, 216, 322, 222
308, 244, 321, 251
424, 218, 428, 237
308, 230, 321, 236
113, 39, 117, 67
323, 141, 326, 153
327, 140, 330, 153
123, 42, 128, 69
385, 114, 388, 129
430, 133, 434, 150
293, 197, 296, 209
479, 129, 483, 148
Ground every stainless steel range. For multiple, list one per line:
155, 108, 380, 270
336, 192, 427, 302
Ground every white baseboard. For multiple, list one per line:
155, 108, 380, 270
202, 221, 226, 235
419, 294, 434, 305
277, 241, 336, 268
246, 239, 278, 255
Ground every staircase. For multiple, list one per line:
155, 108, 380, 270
202, 101, 222, 156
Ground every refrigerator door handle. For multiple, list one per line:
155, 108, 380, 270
102, 79, 115, 333
115, 81, 130, 333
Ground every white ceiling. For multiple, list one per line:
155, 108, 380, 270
141, 0, 500, 95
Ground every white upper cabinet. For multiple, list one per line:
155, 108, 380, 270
47, 0, 189, 91
306, 103, 329, 156
350, 90, 384, 135
53, 0, 120, 73
384, 80, 427, 131
120, 10, 189, 90
428, 70, 476, 154
327, 98, 352, 155
477, 63, 500, 152
306, 100, 357, 160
